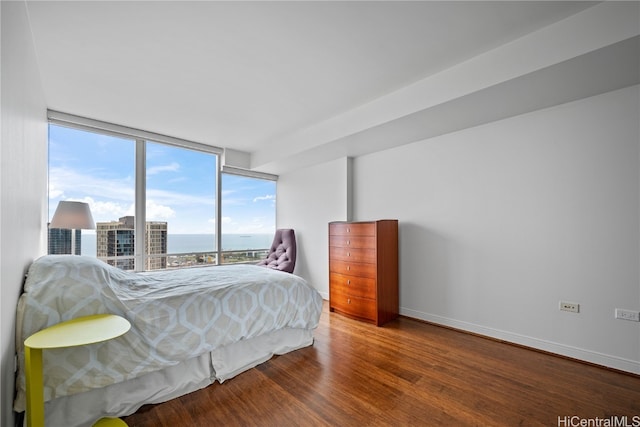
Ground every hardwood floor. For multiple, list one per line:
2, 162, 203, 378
123, 302, 640, 426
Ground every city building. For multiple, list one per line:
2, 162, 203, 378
96, 216, 167, 270
47, 227, 81, 255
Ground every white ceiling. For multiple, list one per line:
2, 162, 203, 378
25, 1, 600, 159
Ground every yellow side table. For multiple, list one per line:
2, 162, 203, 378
24, 314, 131, 427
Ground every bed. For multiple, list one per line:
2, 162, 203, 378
14, 255, 323, 427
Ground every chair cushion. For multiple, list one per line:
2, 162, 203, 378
257, 229, 296, 273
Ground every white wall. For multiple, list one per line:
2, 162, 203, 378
279, 86, 639, 374
352, 86, 639, 373
277, 157, 351, 298
0, 2, 48, 425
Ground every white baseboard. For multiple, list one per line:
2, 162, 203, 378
400, 307, 640, 375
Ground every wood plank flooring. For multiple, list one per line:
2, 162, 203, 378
123, 302, 640, 426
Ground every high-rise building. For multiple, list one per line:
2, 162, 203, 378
96, 216, 167, 270
48, 227, 82, 255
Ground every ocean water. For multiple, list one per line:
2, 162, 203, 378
80, 233, 273, 257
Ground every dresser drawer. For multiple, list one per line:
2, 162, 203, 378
329, 235, 375, 249
330, 287, 377, 321
329, 272, 375, 299
329, 246, 376, 263
329, 222, 375, 237
329, 260, 376, 279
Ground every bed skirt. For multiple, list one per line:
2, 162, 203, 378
34, 328, 314, 427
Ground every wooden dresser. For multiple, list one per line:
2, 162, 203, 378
329, 220, 398, 326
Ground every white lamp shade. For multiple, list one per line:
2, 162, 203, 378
49, 201, 96, 230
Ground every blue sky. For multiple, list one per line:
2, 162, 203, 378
49, 125, 276, 235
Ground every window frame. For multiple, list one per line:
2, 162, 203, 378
47, 110, 277, 271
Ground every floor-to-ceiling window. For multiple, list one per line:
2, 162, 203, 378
48, 124, 135, 263
145, 141, 217, 268
220, 172, 276, 264
47, 112, 276, 271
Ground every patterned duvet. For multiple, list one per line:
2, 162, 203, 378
14, 255, 322, 412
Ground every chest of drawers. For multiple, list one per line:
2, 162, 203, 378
329, 220, 398, 326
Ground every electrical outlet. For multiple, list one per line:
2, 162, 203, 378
559, 301, 579, 313
615, 308, 640, 322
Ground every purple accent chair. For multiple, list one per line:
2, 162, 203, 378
257, 229, 297, 273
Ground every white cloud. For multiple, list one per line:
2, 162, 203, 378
147, 162, 180, 176
147, 188, 215, 207
146, 200, 176, 221
88, 199, 130, 220
49, 166, 134, 203
253, 194, 275, 203
48, 187, 65, 199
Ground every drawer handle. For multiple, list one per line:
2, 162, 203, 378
346, 265, 350, 271
347, 228, 350, 233
347, 298, 351, 304
347, 240, 350, 245
347, 279, 351, 285
347, 252, 350, 257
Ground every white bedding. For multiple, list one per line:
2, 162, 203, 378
14, 255, 322, 413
